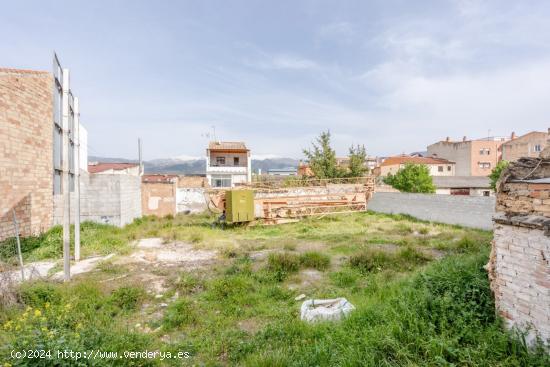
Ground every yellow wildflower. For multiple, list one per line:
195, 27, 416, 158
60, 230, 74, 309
34, 309, 42, 317
2, 321, 12, 331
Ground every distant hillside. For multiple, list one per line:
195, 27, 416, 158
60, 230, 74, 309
89, 156, 300, 174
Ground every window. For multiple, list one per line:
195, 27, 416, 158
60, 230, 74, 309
215, 157, 225, 165
438, 166, 443, 172
211, 175, 232, 188
234, 157, 239, 166
447, 165, 452, 171
478, 162, 491, 169
483, 191, 490, 197
479, 148, 490, 155
534, 144, 542, 152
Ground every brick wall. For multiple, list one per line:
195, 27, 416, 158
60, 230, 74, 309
0, 69, 53, 241
496, 182, 550, 216
491, 217, 550, 344
490, 177, 550, 346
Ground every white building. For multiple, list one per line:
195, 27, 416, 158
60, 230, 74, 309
206, 141, 251, 187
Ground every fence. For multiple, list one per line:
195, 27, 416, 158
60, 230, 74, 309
368, 192, 495, 230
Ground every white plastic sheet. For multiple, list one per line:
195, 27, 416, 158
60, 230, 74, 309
300, 298, 355, 322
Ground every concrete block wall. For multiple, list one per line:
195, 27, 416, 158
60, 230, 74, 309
53, 173, 141, 227
368, 192, 495, 229
491, 221, 550, 344
0, 69, 54, 241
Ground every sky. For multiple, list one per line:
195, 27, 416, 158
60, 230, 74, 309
2, 0, 550, 160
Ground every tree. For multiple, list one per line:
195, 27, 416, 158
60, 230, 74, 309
489, 160, 509, 191
347, 144, 368, 178
383, 164, 436, 193
303, 131, 344, 179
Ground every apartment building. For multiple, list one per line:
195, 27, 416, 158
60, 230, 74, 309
501, 130, 549, 162
206, 141, 251, 187
427, 136, 509, 176
0, 63, 85, 240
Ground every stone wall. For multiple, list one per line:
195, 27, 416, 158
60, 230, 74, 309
54, 173, 142, 227
368, 192, 495, 229
0, 69, 54, 241
496, 182, 550, 216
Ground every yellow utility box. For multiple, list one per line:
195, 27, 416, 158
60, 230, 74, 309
225, 189, 254, 223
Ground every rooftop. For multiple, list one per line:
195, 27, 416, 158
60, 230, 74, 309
142, 174, 178, 183
381, 155, 454, 166
208, 141, 248, 151
0, 67, 49, 75
432, 176, 491, 188
88, 162, 139, 174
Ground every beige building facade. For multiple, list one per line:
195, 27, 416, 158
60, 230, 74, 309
427, 136, 509, 176
377, 156, 455, 177
501, 130, 549, 162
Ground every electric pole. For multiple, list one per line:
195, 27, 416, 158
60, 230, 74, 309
62, 68, 71, 282
74, 97, 81, 262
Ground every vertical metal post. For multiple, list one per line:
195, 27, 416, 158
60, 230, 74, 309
62, 68, 71, 282
74, 97, 81, 262
138, 138, 143, 175
12, 210, 25, 281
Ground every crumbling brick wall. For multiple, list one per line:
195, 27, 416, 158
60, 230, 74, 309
0, 69, 54, 241
490, 157, 550, 346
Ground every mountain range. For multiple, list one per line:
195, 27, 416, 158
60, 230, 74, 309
88, 156, 300, 175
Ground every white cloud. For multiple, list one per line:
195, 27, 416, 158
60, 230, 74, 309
246, 54, 320, 71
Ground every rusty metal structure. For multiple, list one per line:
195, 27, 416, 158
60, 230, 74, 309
206, 176, 375, 225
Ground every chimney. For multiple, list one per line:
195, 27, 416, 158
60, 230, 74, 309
511, 131, 516, 140
445, 137, 450, 142
462, 136, 467, 142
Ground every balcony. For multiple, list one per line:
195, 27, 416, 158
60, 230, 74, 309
206, 165, 248, 174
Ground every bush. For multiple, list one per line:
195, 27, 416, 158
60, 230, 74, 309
162, 298, 195, 330
267, 253, 301, 281
18, 282, 61, 307
109, 286, 146, 311
349, 247, 430, 273
299, 252, 330, 270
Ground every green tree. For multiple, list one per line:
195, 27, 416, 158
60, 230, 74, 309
383, 164, 436, 193
303, 131, 344, 179
347, 144, 368, 178
489, 160, 509, 190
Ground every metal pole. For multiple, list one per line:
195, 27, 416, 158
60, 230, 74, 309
62, 68, 71, 282
12, 210, 25, 281
138, 138, 143, 175
74, 97, 81, 262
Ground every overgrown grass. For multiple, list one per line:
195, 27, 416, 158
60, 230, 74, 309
1, 211, 547, 366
